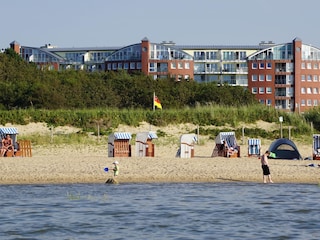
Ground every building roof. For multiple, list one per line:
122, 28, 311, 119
175, 44, 270, 51
41, 46, 120, 53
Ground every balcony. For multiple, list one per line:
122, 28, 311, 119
275, 95, 292, 100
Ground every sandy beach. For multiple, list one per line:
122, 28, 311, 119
0, 122, 319, 185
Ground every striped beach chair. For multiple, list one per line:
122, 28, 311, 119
212, 132, 240, 158
313, 134, 320, 160
248, 138, 261, 157
108, 132, 132, 157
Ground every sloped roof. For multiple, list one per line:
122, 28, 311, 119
113, 132, 132, 140
0, 127, 18, 135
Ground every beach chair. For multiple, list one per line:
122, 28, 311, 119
0, 127, 20, 157
108, 132, 132, 157
313, 134, 320, 160
248, 138, 261, 157
212, 132, 240, 158
135, 132, 158, 157
179, 134, 197, 158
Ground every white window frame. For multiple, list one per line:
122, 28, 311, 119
307, 87, 312, 94
266, 99, 272, 105
252, 75, 258, 81
314, 75, 318, 82
266, 75, 272, 81
266, 62, 272, 69
307, 99, 312, 106
314, 99, 318, 106
252, 87, 258, 94
313, 88, 318, 94
266, 87, 272, 94
307, 63, 312, 69
259, 75, 265, 81
259, 87, 265, 94
252, 62, 258, 69
307, 75, 312, 82
259, 62, 265, 69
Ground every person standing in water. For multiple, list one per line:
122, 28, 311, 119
261, 150, 273, 183
112, 161, 119, 178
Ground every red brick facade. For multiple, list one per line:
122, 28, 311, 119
248, 38, 320, 113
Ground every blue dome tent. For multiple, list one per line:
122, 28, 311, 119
268, 138, 302, 160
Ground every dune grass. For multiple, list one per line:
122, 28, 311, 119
3, 105, 313, 146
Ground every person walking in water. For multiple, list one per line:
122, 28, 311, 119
261, 150, 273, 183
112, 161, 119, 178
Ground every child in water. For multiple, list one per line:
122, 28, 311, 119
112, 161, 119, 178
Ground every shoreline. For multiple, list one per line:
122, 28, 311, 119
1, 147, 320, 185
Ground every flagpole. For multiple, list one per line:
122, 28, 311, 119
153, 92, 155, 111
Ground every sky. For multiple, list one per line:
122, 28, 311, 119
1, 0, 319, 49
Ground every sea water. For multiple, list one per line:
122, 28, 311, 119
1, 182, 320, 240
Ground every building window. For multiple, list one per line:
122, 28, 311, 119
301, 75, 305, 81
313, 88, 319, 94
266, 87, 272, 94
307, 75, 312, 82
314, 75, 318, 82
301, 62, 305, 69
301, 87, 306, 94
252, 75, 258, 81
307, 87, 312, 94
266, 62, 272, 69
252, 87, 258, 94
185, 75, 190, 80
259, 99, 264, 104
307, 99, 312, 106
266, 75, 272, 81
112, 63, 117, 69
314, 100, 318, 106
307, 63, 312, 69
266, 99, 272, 105
259, 62, 265, 69
171, 62, 176, 69
252, 62, 258, 69
178, 62, 183, 69
259, 87, 265, 93
130, 62, 135, 69
107, 63, 111, 70
314, 63, 318, 69
259, 75, 265, 81
185, 62, 190, 69
124, 63, 129, 69
301, 100, 305, 106
137, 62, 141, 69
149, 63, 155, 72
118, 63, 122, 69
